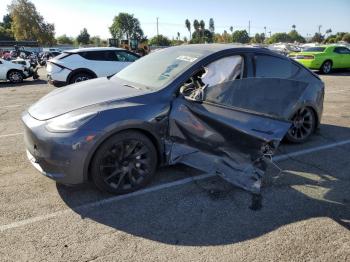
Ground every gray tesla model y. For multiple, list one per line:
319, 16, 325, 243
22, 44, 324, 195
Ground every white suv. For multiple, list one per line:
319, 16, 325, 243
46, 47, 140, 87
0, 58, 27, 83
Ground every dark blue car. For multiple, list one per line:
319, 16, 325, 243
22, 44, 324, 196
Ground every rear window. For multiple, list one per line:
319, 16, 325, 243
303, 47, 325, 52
254, 54, 299, 79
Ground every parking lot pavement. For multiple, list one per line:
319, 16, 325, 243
0, 70, 349, 261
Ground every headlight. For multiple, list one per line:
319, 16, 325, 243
45, 112, 97, 133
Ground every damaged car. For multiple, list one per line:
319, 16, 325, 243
22, 44, 324, 196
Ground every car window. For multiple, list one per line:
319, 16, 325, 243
334, 47, 350, 54
115, 51, 139, 62
80, 51, 116, 61
303, 47, 325, 52
254, 54, 299, 79
201, 55, 243, 87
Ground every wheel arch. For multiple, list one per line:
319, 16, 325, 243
83, 125, 164, 182
67, 68, 97, 83
6, 69, 24, 79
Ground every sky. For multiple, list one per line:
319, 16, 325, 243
1, 0, 349, 40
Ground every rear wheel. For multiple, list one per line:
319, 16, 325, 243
91, 131, 157, 194
286, 107, 316, 143
69, 72, 93, 84
320, 60, 332, 74
7, 70, 24, 83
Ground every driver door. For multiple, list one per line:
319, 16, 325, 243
167, 54, 307, 193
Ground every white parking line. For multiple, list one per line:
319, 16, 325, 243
0, 104, 23, 109
0, 138, 350, 232
0, 132, 24, 138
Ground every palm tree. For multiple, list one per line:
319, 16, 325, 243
209, 18, 215, 33
177, 32, 180, 40
185, 19, 191, 40
193, 19, 200, 32
199, 20, 205, 42
292, 24, 296, 30
230, 26, 233, 33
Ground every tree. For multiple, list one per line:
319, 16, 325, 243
292, 24, 296, 30
268, 32, 292, 43
8, 0, 55, 45
185, 19, 191, 39
0, 26, 14, 40
109, 13, 144, 41
0, 14, 12, 29
56, 34, 73, 45
231, 30, 250, 43
311, 32, 324, 43
209, 18, 215, 33
177, 32, 180, 40
251, 33, 265, 44
90, 36, 102, 46
288, 30, 306, 43
77, 28, 90, 45
149, 34, 171, 46
229, 26, 233, 33
193, 19, 200, 32
342, 33, 350, 43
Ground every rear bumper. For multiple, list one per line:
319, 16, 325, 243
294, 59, 322, 70
47, 75, 67, 87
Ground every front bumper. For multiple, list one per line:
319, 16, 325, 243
22, 112, 100, 184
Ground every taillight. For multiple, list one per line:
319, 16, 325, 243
296, 55, 314, 59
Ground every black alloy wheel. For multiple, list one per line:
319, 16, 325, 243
286, 107, 316, 143
91, 131, 157, 194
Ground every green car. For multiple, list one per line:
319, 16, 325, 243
289, 46, 350, 74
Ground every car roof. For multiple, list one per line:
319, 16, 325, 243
65, 47, 125, 53
164, 43, 283, 58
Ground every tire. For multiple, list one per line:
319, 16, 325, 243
286, 107, 316, 143
91, 131, 158, 194
320, 60, 332, 74
7, 70, 24, 83
69, 72, 93, 84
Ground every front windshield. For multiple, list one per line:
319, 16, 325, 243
303, 47, 325, 52
113, 47, 208, 90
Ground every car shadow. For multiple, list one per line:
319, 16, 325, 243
0, 79, 47, 88
316, 69, 350, 76
56, 123, 350, 246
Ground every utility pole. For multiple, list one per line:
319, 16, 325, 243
248, 20, 251, 36
268, 31, 271, 38
156, 17, 159, 43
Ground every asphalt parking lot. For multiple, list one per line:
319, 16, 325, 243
0, 68, 349, 261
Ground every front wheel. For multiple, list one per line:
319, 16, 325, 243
286, 107, 316, 143
91, 131, 158, 194
8, 70, 24, 83
320, 60, 332, 74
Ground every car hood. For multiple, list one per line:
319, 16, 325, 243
28, 77, 147, 121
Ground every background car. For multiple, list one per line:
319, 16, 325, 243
0, 58, 27, 83
289, 45, 350, 74
46, 47, 140, 87
23, 45, 324, 196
